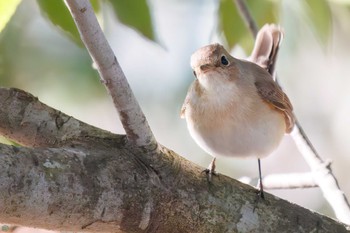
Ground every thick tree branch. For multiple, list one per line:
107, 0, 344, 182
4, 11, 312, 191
64, 0, 156, 148
233, 0, 350, 224
0, 88, 349, 232
0, 0, 348, 231
0, 88, 115, 148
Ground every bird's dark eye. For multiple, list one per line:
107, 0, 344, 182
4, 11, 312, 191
221, 55, 229, 66
193, 70, 197, 78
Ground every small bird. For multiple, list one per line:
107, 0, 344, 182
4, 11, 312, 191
181, 25, 295, 198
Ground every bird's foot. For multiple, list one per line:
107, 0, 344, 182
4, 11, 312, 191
256, 189, 265, 200
253, 183, 267, 212
202, 168, 217, 182
256, 178, 265, 199
256, 159, 265, 199
202, 158, 217, 182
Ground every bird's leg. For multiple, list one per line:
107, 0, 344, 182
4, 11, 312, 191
257, 158, 265, 199
207, 157, 216, 174
203, 157, 217, 181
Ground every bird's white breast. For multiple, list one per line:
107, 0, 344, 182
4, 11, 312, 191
185, 74, 286, 159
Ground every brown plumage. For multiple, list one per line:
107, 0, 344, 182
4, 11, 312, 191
181, 43, 295, 134
180, 25, 295, 198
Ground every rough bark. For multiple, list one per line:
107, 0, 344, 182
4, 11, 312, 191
0, 87, 349, 233
0, 88, 112, 148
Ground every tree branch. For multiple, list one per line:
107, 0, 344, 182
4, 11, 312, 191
292, 125, 350, 224
240, 172, 318, 190
233, 0, 350, 225
0, 88, 116, 148
64, 0, 156, 148
0, 88, 348, 232
234, 0, 258, 37
0, 0, 348, 231
0, 104, 348, 232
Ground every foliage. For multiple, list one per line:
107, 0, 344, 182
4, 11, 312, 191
37, 0, 83, 46
35, 0, 155, 46
304, 0, 331, 44
219, 0, 279, 51
0, 1, 334, 51
106, 0, 155, 41
0, 0, 22, 33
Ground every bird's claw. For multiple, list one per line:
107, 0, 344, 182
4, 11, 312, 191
257, 189, 265, 199
202, 168, 217, 182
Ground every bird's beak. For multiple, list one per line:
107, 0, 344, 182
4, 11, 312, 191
199, 64, 214, 72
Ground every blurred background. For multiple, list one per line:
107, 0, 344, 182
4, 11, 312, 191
1, 0, 350, 232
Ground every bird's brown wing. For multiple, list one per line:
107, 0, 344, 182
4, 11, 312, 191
255, 75, 295, 133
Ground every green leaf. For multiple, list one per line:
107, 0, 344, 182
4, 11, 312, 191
304, 0, 331, 44
36, 0, 82, 46
90, 0, 101, 13
0, 0, 22, 34
219, 0, 247, 50
107, 0, 155, 41
247, 0, 279, 27
219, 0, 279, 52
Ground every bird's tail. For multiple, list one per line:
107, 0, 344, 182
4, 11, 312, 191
248, 24, 283, 80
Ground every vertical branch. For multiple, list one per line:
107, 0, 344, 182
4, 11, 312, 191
64, 0, 157, 148
233, 0, 350, 225
234, 0, 258, 37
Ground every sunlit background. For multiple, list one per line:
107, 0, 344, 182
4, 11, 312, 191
1, 0, 350, 232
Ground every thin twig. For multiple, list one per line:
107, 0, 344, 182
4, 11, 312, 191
234, 0, 258, 37
239, 172, 317, 190
233, 0, 350, 224
292, 125, 350, 224
64, 0, 156, 148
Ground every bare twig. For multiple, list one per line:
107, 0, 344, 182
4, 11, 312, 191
64, 0, 156, 148
233, 0, 350, 224
240, 172, 318, 190
292, 125, 350, 224
234, 0, 258, 37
